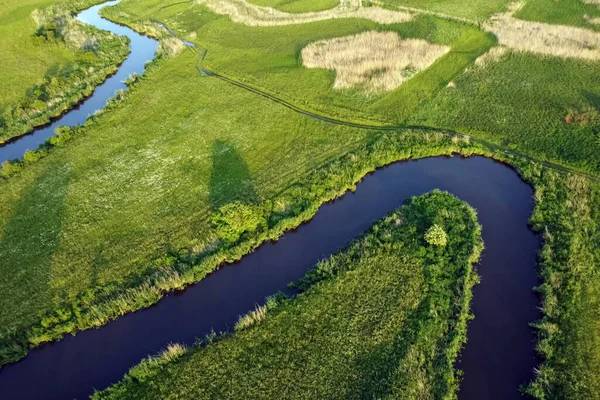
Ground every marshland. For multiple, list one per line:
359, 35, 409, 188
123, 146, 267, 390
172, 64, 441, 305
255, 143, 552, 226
0, 0, 599, 399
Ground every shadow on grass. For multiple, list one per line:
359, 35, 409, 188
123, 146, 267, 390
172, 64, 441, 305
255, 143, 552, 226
0, 165, 72, 329
209, 140, 258, 210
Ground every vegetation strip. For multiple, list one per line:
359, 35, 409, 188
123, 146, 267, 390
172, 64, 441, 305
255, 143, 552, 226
0, 0, 130, 143
93, 191, 483, 399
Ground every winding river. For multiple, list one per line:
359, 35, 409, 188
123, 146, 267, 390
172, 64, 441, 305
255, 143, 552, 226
0, 2, 541, 400
0, 0, 158, 164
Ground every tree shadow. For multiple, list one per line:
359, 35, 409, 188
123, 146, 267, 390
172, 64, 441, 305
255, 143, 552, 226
0, 165, 72, 328
209, 140, 258, 210
583, 91, 600, 110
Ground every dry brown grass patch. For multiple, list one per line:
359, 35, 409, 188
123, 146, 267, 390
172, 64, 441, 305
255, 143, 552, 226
301, 31, 449, 93
484, 4, 600, 60
195, 0, 412, 26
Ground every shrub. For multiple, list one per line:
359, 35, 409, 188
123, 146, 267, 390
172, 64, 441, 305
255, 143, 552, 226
425, 224, 448, 246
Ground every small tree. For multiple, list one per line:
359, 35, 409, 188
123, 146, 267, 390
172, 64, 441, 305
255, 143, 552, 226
212, 202, 266, 244
425, 224, 447, 247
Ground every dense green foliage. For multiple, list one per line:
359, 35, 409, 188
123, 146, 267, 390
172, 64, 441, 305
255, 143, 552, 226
0, 0, 129, 142
518, 164, 600, 399
515, 0, 600, 31
94, 191, 483, 399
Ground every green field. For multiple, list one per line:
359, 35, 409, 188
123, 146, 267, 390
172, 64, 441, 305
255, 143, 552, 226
515, 0, 600, 31
0, 0, 129, 142
1, 0, 600, 398
94, 191, 483, 400
378, 0, 513, 21
103, 0, 600, 175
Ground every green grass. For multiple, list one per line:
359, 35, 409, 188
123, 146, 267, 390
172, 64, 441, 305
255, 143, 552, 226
515, 0, 600, 31
93, 190, 483, 400
0, 0, 129, 142
377, 0, 513, 21
520, 165, 600, 399
105, 0, 494, 123
246, 0, 338, 13
107, 0, 600, 174
412, 50, 600, 174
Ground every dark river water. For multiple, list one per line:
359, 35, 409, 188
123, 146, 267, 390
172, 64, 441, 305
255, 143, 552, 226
0, 156, 540, 399
0, 0, 158, 164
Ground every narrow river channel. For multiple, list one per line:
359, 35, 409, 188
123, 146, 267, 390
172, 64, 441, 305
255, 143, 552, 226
0, 1, 541, 399
0, 0, 158, 164
0, 156, 540, 400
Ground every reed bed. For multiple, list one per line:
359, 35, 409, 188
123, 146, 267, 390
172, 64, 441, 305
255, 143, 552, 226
484, 4, 600, 60
302, 31, 449, 92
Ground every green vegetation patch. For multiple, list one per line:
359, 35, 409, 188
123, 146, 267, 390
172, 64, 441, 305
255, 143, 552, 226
0, 0, 130, 142
517, 164, 600, 400
377, 0, 513, 21
413, 50, 600, 174
515, 0, 600, 31
104, 0, 494, 125
246, 0, 338, 13
94, 191, 483, 400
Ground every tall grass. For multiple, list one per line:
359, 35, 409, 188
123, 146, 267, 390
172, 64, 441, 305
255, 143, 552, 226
302, 31, 449, 93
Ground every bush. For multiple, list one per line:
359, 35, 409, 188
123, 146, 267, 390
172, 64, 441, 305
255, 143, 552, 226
425, 224, 448, 246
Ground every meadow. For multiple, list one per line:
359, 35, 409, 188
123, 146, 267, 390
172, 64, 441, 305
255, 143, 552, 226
93, 191, 483, 400
0, 0, 129, 142
0, 0, 599, 398
515, 0, 600, 30
105, 0, 600, 175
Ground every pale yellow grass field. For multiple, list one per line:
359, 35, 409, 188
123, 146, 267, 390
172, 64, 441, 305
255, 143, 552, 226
194, 0, 412, 26
301, 31, 449, 93
484, 3, 600, 60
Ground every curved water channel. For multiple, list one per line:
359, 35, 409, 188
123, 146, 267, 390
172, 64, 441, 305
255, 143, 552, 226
0, 2, 541, 399
0, 0, 158, 164
0, 156, 540, 399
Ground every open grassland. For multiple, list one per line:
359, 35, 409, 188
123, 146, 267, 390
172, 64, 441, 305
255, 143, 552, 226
246, 0, 338, 13
376, 0, 514, 21
302, 31, 450, 93
104, 0, 494, 124
515, 0, 600, 31
0, 0, 129, 142
107, 0, 600, 174
0, 50, 478, 366
94, 191, 483, 400
413, 49, 600, 174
